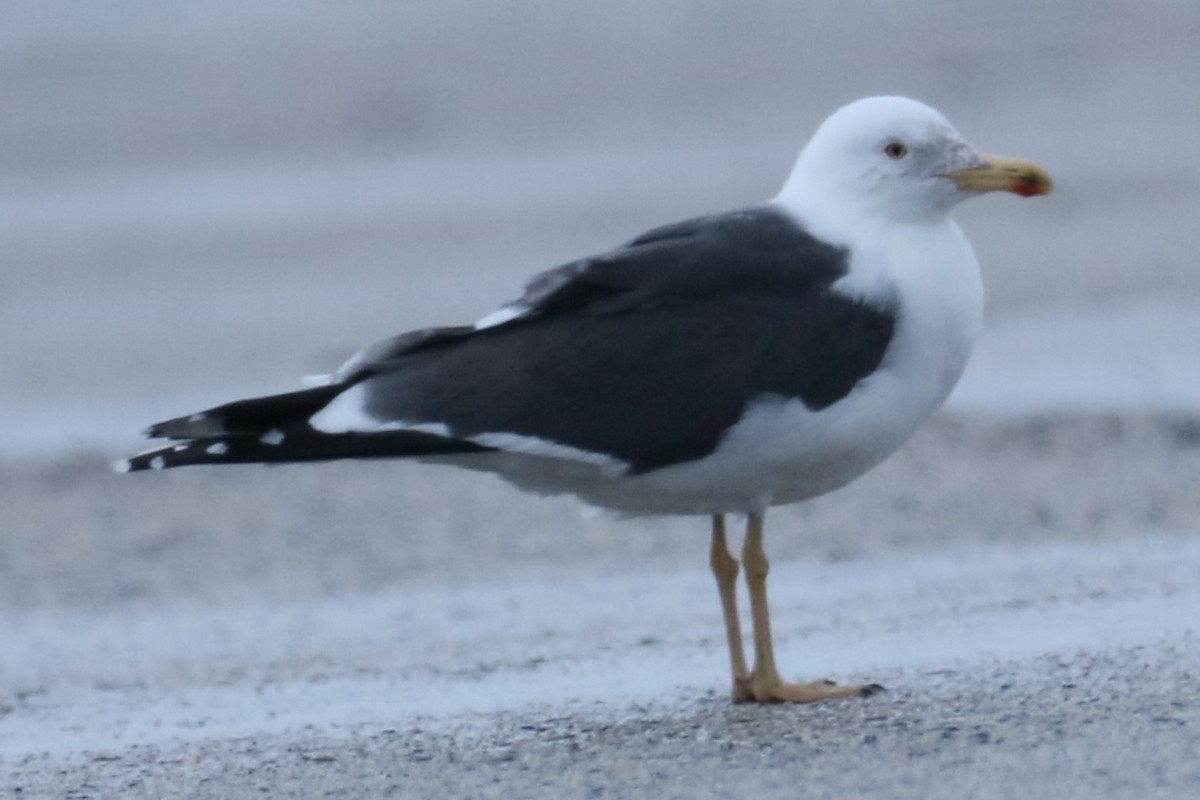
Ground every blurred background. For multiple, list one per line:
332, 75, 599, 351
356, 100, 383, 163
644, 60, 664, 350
2, 0, 1199, 455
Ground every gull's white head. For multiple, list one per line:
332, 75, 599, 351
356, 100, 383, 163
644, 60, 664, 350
776, 96, 1052, 228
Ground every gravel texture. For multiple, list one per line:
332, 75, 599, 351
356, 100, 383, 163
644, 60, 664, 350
3, 413, 1200, 798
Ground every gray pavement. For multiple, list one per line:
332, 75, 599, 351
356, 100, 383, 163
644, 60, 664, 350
2, 2, 1200, 797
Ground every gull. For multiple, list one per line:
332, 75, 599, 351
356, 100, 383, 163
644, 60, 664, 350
121, 96, 1052, 702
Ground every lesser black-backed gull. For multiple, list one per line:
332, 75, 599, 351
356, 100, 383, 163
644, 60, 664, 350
120, 96, 1053, 703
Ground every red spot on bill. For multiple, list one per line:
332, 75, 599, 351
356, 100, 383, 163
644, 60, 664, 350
1013, 178, 1049, 198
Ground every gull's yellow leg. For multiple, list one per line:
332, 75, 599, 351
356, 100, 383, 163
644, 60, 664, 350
740, 512, 883, 703
709, 514, 752, 702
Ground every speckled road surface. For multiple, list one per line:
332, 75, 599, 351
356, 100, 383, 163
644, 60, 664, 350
3, 2, 1200, 797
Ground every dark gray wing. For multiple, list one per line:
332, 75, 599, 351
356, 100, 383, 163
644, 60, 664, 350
349, 206, 897, 473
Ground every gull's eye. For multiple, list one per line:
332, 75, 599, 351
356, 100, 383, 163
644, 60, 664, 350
883, 141, 908, 160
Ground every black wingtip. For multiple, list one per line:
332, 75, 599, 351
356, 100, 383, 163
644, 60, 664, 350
118, 429, 493, 473
118, 447, 176, 472
144, 411, 226, 440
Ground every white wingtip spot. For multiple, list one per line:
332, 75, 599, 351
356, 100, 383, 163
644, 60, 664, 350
150, 456, 166, 471
205, 442, 229, 456
112, 459, 132, 473
261, 429, 285, 446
